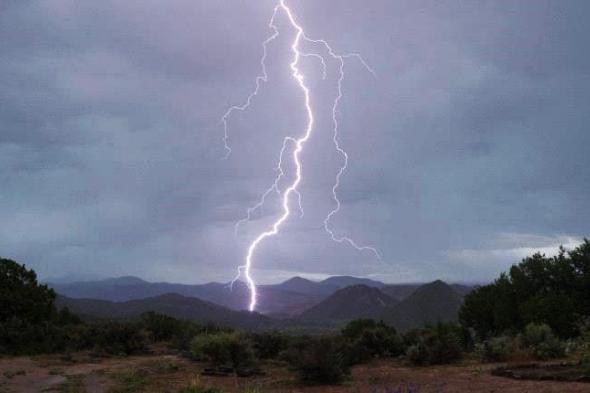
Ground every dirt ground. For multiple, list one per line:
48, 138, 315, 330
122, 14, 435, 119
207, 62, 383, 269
0, 352, 588, 393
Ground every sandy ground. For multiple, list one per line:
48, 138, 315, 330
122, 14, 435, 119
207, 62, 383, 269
0, 353, 588, 393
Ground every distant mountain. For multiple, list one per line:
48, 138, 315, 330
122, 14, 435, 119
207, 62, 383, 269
54, 281, 465, 332
296, 280, 466, 332
300, 285, 398, 320
56, 293, 271, 330
99, 276, 149, 286
49, 275, 473, 322
450, 283, 476, 297
380, 280, 464, 331
49, 276, 165, 301
269, 276, 334, 296
319, 276, 385, 289
255, 287, 324, 316
49, 277, 323, 316
380, 282, 474, 302
380, 284, 422, 301
42, 272, 108, 284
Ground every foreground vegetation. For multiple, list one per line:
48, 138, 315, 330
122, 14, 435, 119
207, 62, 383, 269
1, 240, 589, 389
460, 240, 590, 339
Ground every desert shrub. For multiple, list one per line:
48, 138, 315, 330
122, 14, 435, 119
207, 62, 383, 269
277, 334, 311, 363
401, 328, 421, 348
475, 336, 513, 362
341, 319, 403, 363
580, 325, 590, 383
522, 323, 554, 346
532, 339, 565, 360
190, 332, 256, 369
249, 331, 289, 359
169, 321, 206, 351
521, 323, 564, 360
341, 319, 383, 339
0, 318, 61, 354
89, 322, 148, 355
405, 342, 427, 365
425, 323, 463, 364
61, 323, 93, 351
140, 312, 186, 342
579, 320, 590, 364
404, 323, 463, 365
286, 336, 350, 385
139, 312, 228, 351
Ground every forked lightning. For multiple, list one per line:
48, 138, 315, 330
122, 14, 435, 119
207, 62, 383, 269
222, 0, 380, 312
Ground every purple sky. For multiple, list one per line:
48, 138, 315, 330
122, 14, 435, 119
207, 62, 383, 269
1, 0, 589, 284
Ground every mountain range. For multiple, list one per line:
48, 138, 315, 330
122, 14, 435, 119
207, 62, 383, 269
56, 293, 271, 330
300, 285, 399, 320
48, 276, 475, 332
48, 275, 381, 316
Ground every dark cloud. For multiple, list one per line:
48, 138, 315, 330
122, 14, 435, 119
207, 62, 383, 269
1, 0, 589, 284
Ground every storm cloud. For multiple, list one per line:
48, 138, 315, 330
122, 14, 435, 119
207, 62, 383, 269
1, 0, 589, 284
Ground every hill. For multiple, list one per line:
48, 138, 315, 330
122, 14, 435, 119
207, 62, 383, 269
297, 280, 466, 332
55, 293, 271, 330
380, 280, 464, 331
379, 282, 474, 302
299, 284, 398, 320
450, 283, 476, 297
49, 277, 323, 316
319, 276, 385, 289
48, 276, 473, 322
271, 276, 334, 296
380, 284, 422, 301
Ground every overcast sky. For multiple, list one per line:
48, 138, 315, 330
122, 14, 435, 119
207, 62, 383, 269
1, 0, 589, 284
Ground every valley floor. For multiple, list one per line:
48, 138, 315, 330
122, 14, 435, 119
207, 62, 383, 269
0, 351, 588, 393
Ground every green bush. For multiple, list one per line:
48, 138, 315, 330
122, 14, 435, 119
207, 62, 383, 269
579, 321, 590, 364
139, 311, 219, 351
169, 322, 205, 351
341, 319, 383, 339
277, 335, 310, 363
89, 322, 148, 355
191, 332, 256, 370
404, 323, 463, 365
522, 323, 553, 346
405, 342, 427, 365
140, 312, 185, 342
401, 328, 421, 348
249, 331, 289, 359
533, 340, 565, 360
475, 336, 513, 362
286, 336, 350, 385
341, 319, 403, 363
521, 323, 564, 360
581, 324, 590, 381
0, 318, 62, 354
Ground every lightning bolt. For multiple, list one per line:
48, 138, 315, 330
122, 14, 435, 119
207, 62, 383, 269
220, 5, 281, 160
223, 1, 380, 312
322, 53, 381, 261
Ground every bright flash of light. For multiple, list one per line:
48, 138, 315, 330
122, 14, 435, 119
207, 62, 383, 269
223, 0, 380, 312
